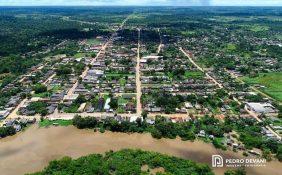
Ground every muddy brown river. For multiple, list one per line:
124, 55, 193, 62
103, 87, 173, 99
0, 125, 281, 175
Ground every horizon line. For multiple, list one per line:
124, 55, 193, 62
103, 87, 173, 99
0, 5, 282, 7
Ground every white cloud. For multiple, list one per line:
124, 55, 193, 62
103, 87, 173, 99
0, 0, 281, 6
212, 0, 282, 6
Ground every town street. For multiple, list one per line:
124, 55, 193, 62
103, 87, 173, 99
180, 47, 223, 88
65, 16, 130, 98
136, 28, 142, 115
157, 28, 163, 54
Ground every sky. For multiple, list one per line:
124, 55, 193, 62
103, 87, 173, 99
0, 0, 282, 6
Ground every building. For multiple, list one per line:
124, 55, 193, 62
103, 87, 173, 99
0, 109, 10, 119
245, 102, 278, 116
63, 94, 79, 105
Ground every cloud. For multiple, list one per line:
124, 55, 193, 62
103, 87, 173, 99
0, 0, 281, 6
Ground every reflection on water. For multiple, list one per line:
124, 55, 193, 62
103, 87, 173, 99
0, 125, 281, 175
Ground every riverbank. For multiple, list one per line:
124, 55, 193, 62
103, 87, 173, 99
0, 125, 281, 175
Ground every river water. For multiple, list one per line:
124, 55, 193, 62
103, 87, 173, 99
0, 125, 281, 175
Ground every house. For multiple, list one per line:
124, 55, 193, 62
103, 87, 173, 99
142, 55, 161, 60
50, 92, 65, 103
125, 102, 135, 112
146, 118, 155, 125
0, 109, 10, 119
47, 104, 57, 114
13, 125, 22, 132
140, 59, 147, 63
88, 69, 104, 77
78, 103, 87, 112
63, 94, 79, 105
197, 130, 206, 137
150, 107, 162, 112
185, 102, 193, 109
104, 98, 111, 110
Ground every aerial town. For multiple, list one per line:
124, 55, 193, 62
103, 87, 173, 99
0, 5, 281, 175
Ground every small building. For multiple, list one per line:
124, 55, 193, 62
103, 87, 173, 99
0, 109, 10, 119
104, 98, 111, 110
78, 103, 87, 112
63, 94, 79, 105
197, 130, 206, 137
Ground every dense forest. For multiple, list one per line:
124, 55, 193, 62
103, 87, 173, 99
28, 149, 244, 175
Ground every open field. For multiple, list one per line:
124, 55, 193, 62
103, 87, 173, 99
242, 72, 282, 102
39, 119, 73, 127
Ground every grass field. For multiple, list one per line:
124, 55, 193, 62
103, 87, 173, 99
86, 39, 101, 45
184, 71, 204, 79
39, 119, 73, 127
226, 43, 237, 51
74, 52, 87, 58
248, 25, 270, 32
242, 72, 282, 102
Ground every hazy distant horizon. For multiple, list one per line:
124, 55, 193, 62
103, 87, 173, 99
0, 0, 282, 7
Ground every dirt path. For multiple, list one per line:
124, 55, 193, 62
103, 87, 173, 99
180, 47, 223, 88
136, 28, 142, 115
157, 28, 163, 54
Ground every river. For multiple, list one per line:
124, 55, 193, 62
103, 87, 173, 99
0, 125, 281, 175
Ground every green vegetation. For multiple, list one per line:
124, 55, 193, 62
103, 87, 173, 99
86, 38, 101, 45
226, 43, 237, 52
249, 25, 270, 32
0, 126, 16, 138
73, 115, 230, 145
242, 72, 282, 102
28, 149, 214, 175
27, 101, 48, 116
184, 71, 204, 79
33, 83, 47, 94
39, 119, 73, 127
224, 169, 246, 175
63, 94, 86, 113
225, 117, 282, 161
56, 65, 72, 76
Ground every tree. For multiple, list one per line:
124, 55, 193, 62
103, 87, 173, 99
109, 98, 118, 110
141, 111, 148, 120
56, 65, 72, 76
75, 95, 86, 104
0, 126, 16, 138
33, 83, 47, 94
224, 169, 246, 175
262, 149, 272, 161
276, 145, 282, 162
151, 128, 162, 139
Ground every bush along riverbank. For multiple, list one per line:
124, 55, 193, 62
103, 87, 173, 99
28, 149, 246, 175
